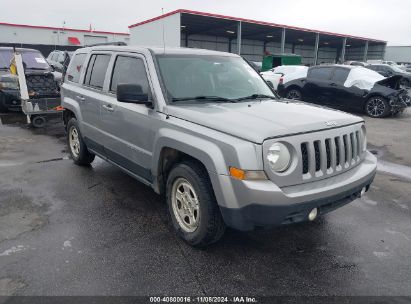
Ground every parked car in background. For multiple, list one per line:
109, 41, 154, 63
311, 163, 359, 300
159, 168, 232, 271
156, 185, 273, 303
344, 61, 368, 67
0, 47, 61, 112
260, 65, 308, 90
62, 46, 377, 246
367, 64, 411, 87
47, 50, 73, 73
405, 64, 411, 73
277, 65, 409, 118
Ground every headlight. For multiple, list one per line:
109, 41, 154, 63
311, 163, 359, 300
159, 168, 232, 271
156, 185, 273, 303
267, 142, 291, 172
361, 125, 367, 151
0, 81, 19, 90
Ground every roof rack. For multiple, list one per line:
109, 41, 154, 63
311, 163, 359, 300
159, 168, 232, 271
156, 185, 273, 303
85, 41, 127, 47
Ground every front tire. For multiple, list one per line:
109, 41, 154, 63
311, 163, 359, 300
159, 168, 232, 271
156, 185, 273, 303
286, 88, 303, 100
166, 160, 226, 247
67, 118, 95, 166
365, 96, 391, 118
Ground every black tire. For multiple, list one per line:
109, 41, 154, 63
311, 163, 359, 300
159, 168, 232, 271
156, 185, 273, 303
66, 118, 95, 166
365, 96, 391, 118
166, 160, 226, 247
31, 116, 47, 128
285, 88, 303, 100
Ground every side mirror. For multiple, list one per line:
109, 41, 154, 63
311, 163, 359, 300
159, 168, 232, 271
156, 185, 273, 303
117, 84, 152, 105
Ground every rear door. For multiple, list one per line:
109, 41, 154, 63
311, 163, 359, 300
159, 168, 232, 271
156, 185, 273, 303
303, 67, 333, 104
77, 52, 111, 153
328, 67, 366, 111
99, 52, 156, 182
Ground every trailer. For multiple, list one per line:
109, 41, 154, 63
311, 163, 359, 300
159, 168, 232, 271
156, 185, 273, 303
13, 51, 63, 128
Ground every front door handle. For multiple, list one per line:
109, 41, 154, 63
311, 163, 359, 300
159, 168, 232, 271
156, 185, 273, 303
330, 82, 337, 87
76, 95, 85, 102
102, 104, 115, 112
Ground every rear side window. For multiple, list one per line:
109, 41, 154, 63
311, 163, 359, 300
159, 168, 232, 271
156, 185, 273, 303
332, 68, 350, 83
110, 56, 149, 93
66, 53, 87, 83
308, 67, 333, 80
84, 54, 111, 89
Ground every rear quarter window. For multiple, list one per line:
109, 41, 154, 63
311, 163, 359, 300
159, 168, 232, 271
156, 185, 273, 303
308, 67, 333, 80
332, 68, 350, 83
66, 53, 87, 83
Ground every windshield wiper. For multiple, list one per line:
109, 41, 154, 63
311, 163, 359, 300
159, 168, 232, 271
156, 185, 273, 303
172, 96, 237, 103
236, 94, 277, 101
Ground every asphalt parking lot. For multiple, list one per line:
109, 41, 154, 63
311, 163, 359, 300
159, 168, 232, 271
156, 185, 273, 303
0, 110, 410, 296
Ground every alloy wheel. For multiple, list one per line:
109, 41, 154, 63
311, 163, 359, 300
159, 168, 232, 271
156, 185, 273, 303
286, 89, 302, 100
171, 177, 200, 233
69, 126, 80, 158
366, 97, 386, 117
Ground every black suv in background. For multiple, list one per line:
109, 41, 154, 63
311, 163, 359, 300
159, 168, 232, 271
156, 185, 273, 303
367, 64, 411, 87
0, 47, 61, 112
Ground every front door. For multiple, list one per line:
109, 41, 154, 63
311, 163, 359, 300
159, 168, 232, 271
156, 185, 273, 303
99, 53, 156, 183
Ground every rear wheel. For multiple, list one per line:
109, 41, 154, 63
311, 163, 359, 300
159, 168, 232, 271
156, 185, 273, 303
67, 118, 95, 166
286, 88, 302, 100
365, 96, 391, 118
166, 160, 226, 247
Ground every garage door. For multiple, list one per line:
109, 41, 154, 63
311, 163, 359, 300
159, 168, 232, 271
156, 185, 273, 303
84, 35, 108, 46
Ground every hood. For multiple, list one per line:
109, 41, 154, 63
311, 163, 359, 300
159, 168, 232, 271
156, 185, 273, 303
165, 100, 363, 143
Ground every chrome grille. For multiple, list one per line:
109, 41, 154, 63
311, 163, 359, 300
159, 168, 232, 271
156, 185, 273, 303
301, 129, 364, 179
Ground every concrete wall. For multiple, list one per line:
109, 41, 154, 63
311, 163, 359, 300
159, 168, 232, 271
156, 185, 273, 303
385, 46, 411, 63
0, 24, 129, 47
130, 13, 181, 47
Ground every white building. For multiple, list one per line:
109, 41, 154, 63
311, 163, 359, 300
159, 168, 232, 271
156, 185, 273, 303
129, 9, 387, 65
0, 22, 129, 55
385, 46, 411, 64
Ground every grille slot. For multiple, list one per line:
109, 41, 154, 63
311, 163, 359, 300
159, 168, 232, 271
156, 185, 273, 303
343, 135, 349, 164
301, 143, 309, 174
314, 141, 321, 172
334, 137, 340, 166
325, 139, 331, 169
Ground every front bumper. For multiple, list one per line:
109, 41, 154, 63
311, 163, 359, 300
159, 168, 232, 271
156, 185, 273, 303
211, 151, 377, 231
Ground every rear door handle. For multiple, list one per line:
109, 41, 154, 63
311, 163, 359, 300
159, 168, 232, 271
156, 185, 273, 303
76, 95, 85, 102
102, 104, 115, 112
330, 83, 337, 86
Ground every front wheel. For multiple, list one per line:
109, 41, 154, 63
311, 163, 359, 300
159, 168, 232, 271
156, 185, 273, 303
286, 88, 303, 100
166, 160, 226, 247
67, 118, 95, 166
365, 96, 391, 118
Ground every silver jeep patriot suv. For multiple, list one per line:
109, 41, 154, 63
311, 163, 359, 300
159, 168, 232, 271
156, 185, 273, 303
62, 46, 377, 247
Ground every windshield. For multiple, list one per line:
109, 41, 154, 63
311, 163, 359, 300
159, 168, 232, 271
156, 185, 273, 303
155, 54, 275, 103
0, 49, 50, 70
